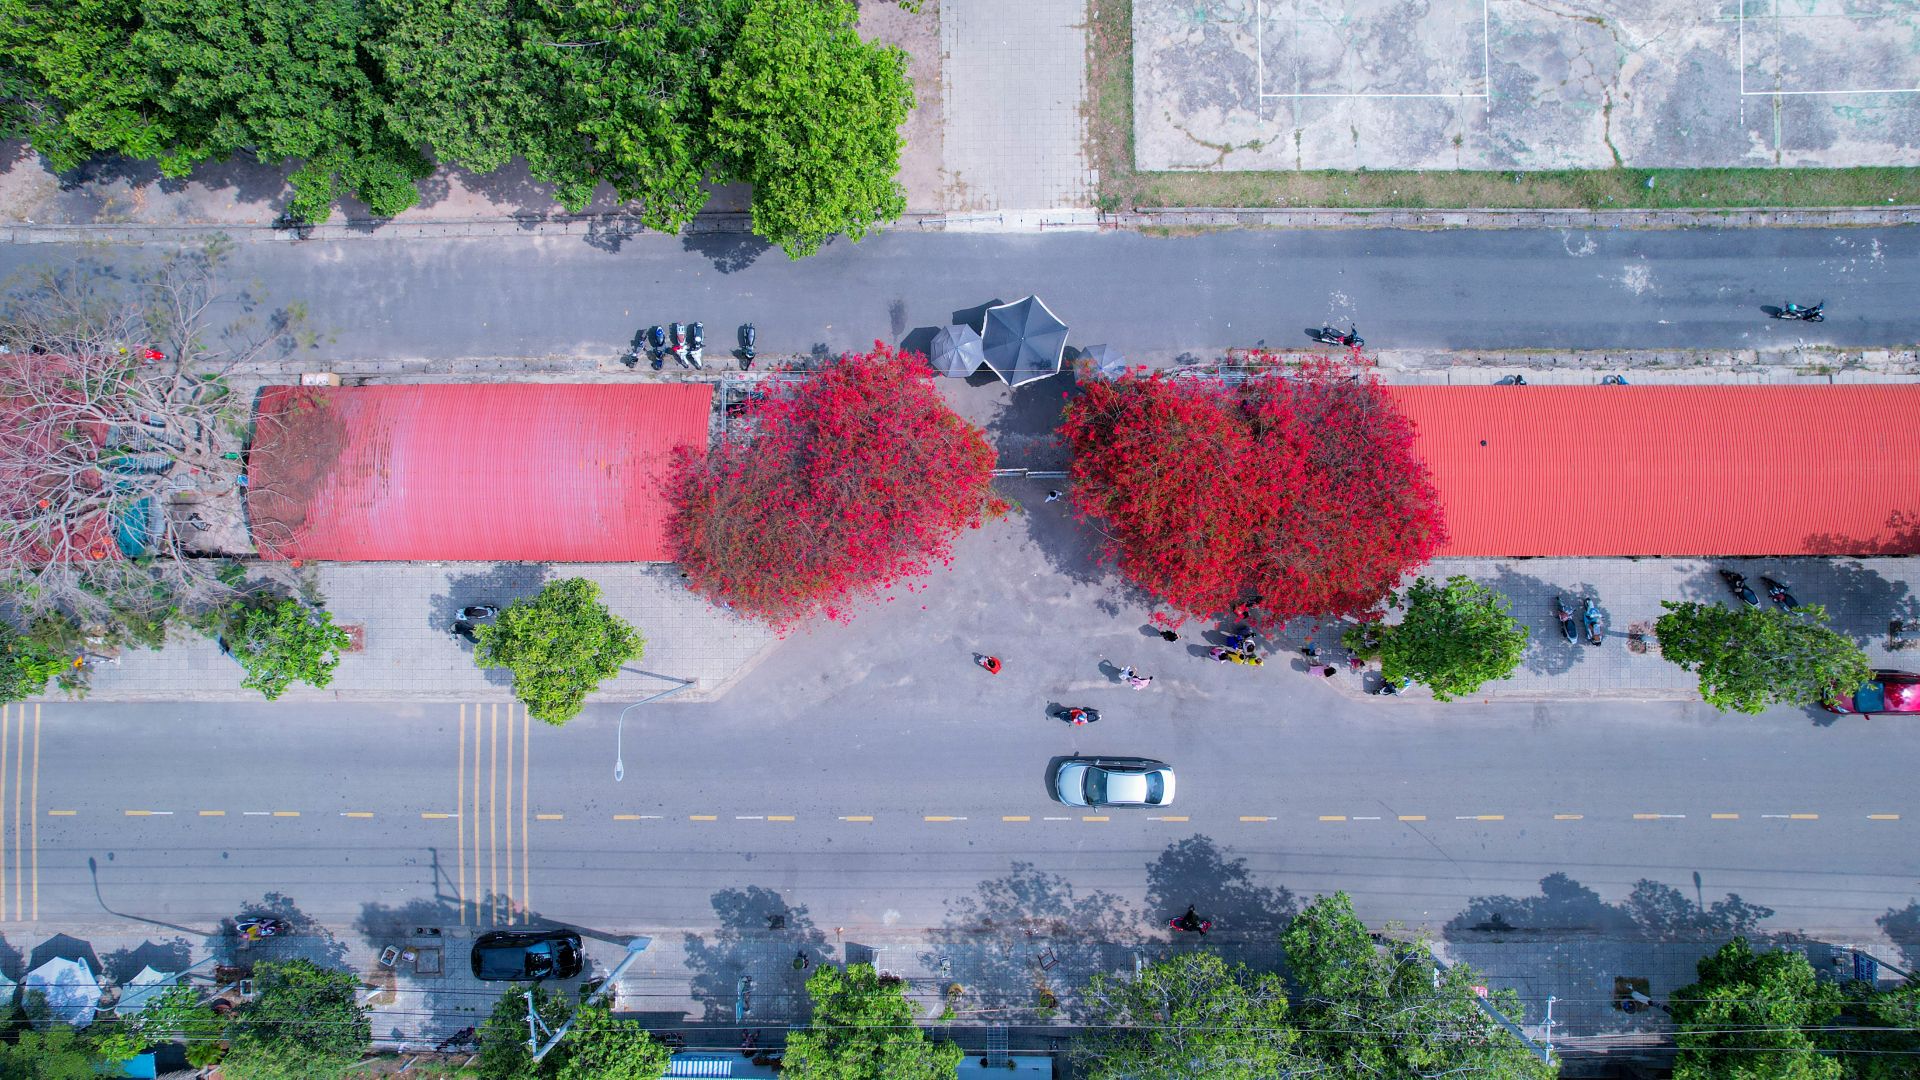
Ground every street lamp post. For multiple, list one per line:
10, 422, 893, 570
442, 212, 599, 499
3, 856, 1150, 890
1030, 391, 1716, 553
614, 677, 695, 782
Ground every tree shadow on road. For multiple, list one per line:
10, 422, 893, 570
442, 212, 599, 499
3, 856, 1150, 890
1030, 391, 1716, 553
1444, 872, 1775, 943
1877, 901, 1920, 971
923, 861, 1142, 1023
682, 886, 827, 1026
1143, 835, 1298, 971
216, 892, 351, 972
27, 933, 103, 977
432, 563, 553, 686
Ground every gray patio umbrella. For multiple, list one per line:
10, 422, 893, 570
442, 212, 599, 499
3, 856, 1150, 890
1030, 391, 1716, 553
927, 324, 985, 377
23, 957, 98, 1028
980, 296, 1069, 387
1080, 344, 1128, 378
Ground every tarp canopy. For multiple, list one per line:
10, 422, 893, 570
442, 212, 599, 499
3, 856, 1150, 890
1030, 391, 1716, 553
24, 957, 99, 1028
927, 324, 985, 377
980, 296, 1068, 387
113, 966, 177, 1018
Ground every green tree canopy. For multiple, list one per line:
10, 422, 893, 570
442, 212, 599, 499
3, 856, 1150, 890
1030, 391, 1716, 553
1283, 892, 1555, 1079
0, 620, 66, 704
1378, 575, 1528, 700
474, 578, 644, 725
1655, 601, 1874, 714
217, 595, 353, 700
782, 963, 963, 1080
552, 1004, 671, 1080
709, 0, 912, 257
367, 0, 537, 176
138, 982, 230, 1068
223, 959, 371, 1080
477, 982, 572, 1080
1670, 938, 1844, 1080
1075, 950, 1302, 1080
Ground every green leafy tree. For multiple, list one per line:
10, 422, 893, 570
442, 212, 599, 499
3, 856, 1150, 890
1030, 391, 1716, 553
474, 578, 643, 725
368, 0, 536, 176
135, 0, 432, 220
1837, 981, 1920, 1080
0, 620, 66, 704
709, 0, 912, 257
516, 0, 746, 222
0, 0, 175, 170
222, 959, 371, 1080
782, 963, 963, 1080
1670, 938, 1843, 1080
1655, 601, 1873, 714
215, 595, 352, 700
139, 982, 229, 1068
1075, 950, 1302, 1080
1284, 892, 1555, 1079
1378, 575, 1528, 700
476, 983, 573, 1080
553, 1004, 670, 1080
0, 1023, 99, 1080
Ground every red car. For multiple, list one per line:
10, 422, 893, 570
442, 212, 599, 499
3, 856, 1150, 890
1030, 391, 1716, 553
1827, 670, 1920, 716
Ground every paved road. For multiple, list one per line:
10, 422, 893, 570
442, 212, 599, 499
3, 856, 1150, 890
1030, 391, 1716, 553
1, 228, 1915, 358
12, 509, 1919, 960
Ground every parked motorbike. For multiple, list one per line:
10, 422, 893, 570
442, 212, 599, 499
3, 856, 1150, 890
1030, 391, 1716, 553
1773, 301, 1825, 322
646, 324, 669, 370
1169, 907, 1212, 934
458, 605, 499, 623
1761, 576, 1798, 611
1581, 597, 1603, 645
236, 917, 291, 940
1554, 595, 1577, 645
449, 620, 479, 644
670, 322, 689, 366
739, 323, 757, 370
1310, 325, 1363, 348
688, 321, 705, 368
1055, 705, 1101, 726
1720, 569, 1760, 608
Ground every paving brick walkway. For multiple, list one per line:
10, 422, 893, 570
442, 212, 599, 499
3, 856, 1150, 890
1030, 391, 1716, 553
1394, 557, 1919, 701
82, 562, 776, 704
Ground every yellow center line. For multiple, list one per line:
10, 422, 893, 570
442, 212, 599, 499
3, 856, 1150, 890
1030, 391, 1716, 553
457, 703, 466, 927
1398, 815, 1426, 822
341, 812, 375, 819
1461, 814, 1504, 821
1554, 814, 1583, 820
1240, 815, 1272, 822
840, 815, 873, 822
1711, 813, 1739, 820
536, 813, 564, 821
1001, 815, 1030, 822
46, 810, 74, 817
924, 815, 965, 822
613, 814, 642, 821
690, 815, 717, 821
1082, 815, 1110, 822
1150, 815, 1189, 822
767, 815, 795, 822
199, 810, 225, 817
272, 811, 299, 817
1319, 815, 1347, 822
423, 811, 455, 820
1789, 813, 1819, 820
1632, 813, 1660, 820
124, 809, 157, 817
1868, 814, 1901, 821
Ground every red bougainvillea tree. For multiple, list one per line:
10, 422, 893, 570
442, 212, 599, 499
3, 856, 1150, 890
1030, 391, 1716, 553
668, 344, 1001, 629
1058, 354, 1445, 629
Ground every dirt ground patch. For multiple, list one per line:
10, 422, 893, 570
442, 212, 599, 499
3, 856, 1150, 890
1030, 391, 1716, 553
860, 0, 945, 213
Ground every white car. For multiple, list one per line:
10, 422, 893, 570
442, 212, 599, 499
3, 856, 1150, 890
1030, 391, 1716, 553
1054, 758, 1176, 808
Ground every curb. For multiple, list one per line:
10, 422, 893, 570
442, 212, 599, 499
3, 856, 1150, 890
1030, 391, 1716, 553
1122, 205, 1920, 230
6, 204, 1916, 245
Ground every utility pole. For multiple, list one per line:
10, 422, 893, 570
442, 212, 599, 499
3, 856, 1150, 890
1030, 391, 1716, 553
528, 938, 652, 1063
1427, 945, 1557, 1066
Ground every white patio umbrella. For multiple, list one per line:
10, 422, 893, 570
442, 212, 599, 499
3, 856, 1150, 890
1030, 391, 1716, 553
23, 956, 100, 1028
114, 965, 178, 1018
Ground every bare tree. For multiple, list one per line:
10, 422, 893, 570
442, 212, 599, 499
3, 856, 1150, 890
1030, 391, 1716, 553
0, 238, 301, 642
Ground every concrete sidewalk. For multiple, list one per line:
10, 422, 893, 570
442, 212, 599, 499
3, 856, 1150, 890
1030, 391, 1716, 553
80, 562, 775, 704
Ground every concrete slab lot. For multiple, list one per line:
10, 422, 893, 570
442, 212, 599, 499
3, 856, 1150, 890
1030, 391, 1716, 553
1135, 0, 1920, 171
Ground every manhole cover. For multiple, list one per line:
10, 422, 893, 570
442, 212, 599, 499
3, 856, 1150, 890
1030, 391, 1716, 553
413, 947, 443, 976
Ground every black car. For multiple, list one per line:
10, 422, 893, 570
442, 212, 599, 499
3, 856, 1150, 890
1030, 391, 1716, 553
470, 929, 584, 981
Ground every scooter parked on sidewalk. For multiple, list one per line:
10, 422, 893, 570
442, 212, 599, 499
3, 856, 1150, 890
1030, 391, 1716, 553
1720, 569, 1760, 608
670, 322, 689, 366
1310, 325, 1363, 348
1772, 301, 1825, 322
1555, 596, 1577, 645
1581, 597, 1603, 645
688, 321, 705, 368
739, 323, 757, 369
646, 325, 669, 370
1761, 576, 1798, 611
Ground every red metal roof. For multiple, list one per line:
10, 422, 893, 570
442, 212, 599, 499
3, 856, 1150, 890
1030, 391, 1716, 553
248, 384, 711, 562
1388, 385, 1920, 557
